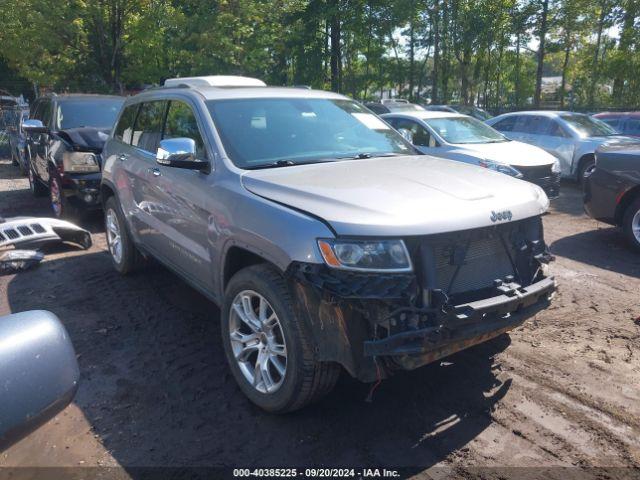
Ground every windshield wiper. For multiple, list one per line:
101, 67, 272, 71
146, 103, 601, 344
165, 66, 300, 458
337, 152, 404, 160
246, 159, 337, 170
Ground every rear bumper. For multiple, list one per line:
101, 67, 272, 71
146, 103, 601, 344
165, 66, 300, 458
363, 276, 555, 360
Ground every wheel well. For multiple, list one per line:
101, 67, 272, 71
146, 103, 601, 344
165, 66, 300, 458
223, 247, 268, 289
576, 153, 595, 177
615, 186, 640, 226
100, 183, 115, 207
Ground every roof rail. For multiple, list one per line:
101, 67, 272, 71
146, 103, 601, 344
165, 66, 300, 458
163, 75, 266, 89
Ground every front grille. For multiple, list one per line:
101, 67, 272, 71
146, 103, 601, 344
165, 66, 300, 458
518, 165, 561, 198
3, 229, 19, 240
17, 226, 33, 236
417, 217, 543, 296
518, 164, 553, 180
434, 234, 515, 294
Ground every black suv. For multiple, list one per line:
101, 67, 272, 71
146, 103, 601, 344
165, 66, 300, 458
24, 94, 124, 219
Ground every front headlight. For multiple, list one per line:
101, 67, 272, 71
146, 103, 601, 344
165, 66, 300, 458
551, 159, 561, 174
63, 152, 100, 173
317, 239, 412, 272
479, 159, 523, 178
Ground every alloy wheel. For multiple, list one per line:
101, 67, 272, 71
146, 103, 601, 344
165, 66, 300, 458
229, 290, 287, 394
106, 209, 123, 264
633, 209, 640, 244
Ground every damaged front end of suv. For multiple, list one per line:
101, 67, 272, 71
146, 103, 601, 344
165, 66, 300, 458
286, 216, 555, 382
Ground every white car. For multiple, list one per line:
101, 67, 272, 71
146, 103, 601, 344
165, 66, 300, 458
381, 111, 562, 198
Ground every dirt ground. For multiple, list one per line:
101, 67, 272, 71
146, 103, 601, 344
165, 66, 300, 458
0, 156, 639, 478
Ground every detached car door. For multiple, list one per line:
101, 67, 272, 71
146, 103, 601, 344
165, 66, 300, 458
148, 99, 214, 289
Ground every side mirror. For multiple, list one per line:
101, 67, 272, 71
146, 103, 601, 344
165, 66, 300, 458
22, 119, 49, 134
156, 138, 209, 171
398, 128, 414, 144
0, 311, 79, 451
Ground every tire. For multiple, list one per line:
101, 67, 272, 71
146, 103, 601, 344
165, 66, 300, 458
578, 155, 595, 185
49, 175, 80, 221
221, 264, 340, 413
28, 165, 48, 197
104, 196, 143, 274
622, 197, 640, 252
18, 150, 29, 176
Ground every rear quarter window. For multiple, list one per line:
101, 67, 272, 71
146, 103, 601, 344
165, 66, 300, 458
114, 104, 139, 144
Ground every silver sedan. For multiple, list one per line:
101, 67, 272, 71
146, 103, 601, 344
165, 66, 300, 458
487, 111, 640, 182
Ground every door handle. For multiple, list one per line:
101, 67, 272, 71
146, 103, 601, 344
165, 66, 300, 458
148, 167, 161, 177
118, 154, 129, 162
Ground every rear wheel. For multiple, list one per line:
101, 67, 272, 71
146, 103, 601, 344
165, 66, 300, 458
104, 196, 143, 274
622, 197, 640, 252
28, 165, 47, 197
221, 264, 340, 413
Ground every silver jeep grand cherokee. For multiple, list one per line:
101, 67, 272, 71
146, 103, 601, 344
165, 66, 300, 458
101, 76, 556, 413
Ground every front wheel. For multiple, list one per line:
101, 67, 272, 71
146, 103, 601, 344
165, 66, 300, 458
104, 196, 143, 274
221, 264, 340, 413
622, 197, 640, 252
578, 156, 595, 185
49, 176, 80, 220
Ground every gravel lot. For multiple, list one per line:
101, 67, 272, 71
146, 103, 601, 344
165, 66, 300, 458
0, 157, 639, 478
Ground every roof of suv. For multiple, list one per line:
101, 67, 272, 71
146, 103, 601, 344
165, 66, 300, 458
137, 85, 345, 102
39, 93, 124, 102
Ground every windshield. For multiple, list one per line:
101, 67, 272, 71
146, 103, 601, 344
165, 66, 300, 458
560, 114, 617, 137
207, 98, 412, 168
423, 116, 506, 144
56, 98, 124, 130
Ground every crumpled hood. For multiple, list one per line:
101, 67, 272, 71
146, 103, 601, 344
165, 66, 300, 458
58, 127, 110, 152
452, 140, 557, 167
242, 155, 549, 236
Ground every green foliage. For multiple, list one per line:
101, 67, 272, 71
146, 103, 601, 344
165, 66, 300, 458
0, 0, 638, 109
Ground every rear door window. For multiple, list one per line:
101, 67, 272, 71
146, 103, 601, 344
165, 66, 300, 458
114, 104, 139, 144
131, 101, 167, 153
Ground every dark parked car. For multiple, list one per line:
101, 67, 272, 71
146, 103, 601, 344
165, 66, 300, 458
8, 109, 29, 175
23, 93, 124, 219
584, 143, 640, 251
592, 112, 640, 138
